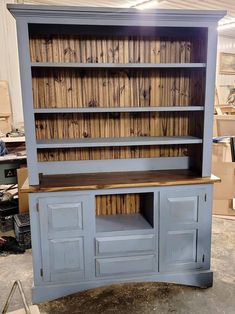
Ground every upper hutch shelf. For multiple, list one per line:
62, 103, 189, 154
36, 136, 202, 149
31, 62, 206, 68
8, 4, 226, 184
33, 106, 204, 113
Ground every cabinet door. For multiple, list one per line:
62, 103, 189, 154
159, 187, 212, 272
38, 195, 92, 282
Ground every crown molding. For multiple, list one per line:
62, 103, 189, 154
7, 4, 226, 26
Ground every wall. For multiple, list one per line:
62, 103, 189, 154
216, 35, 235, 104
0, 0, 23, 129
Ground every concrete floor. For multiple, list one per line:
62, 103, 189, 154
0, 217, 235, 314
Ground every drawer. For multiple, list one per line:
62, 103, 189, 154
95, 234, 155, 255
96, 255, 155, 277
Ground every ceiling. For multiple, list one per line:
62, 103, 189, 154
19, 0, 235, 37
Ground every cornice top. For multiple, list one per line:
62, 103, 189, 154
7, 4, 226, 25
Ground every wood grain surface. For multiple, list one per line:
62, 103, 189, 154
96, 193, 141, 216
29, 34, 206, 64
21, 170, 220, 193
37, 145, 188, 161
32, 68, 205, 109
35, 112, 196, 140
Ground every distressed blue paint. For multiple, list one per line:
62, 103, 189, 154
8, 4, 223, 303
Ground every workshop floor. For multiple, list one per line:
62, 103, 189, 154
0, 217, 235, 314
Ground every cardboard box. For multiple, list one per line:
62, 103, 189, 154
212, 140, 235, 216
212, 140, 231, 163
212, 144, 235, 216
213, 199, 235, 216
215, 115, 235, 137
17, 168, 29, 213
0, 81, 12, 135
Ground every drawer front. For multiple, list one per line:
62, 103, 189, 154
96, 234, 155, 255
96, 255, 155, 277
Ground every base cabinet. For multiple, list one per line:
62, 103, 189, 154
29, 184, 213, 302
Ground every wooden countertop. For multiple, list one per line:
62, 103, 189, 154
21, 170, 220, 193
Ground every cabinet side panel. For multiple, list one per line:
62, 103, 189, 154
16, 20, 39, 185
202, 25, 218, 176
29, 194, 43, 285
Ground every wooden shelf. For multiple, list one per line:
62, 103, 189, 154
36, 136, 202, 149
21, 170, 221, 193
34, 106, 204, 114
31, 62, 206, 69
96, 213, 153, 233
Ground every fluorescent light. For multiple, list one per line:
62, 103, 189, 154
218, 22, 235, 31
133, 0, 159, 10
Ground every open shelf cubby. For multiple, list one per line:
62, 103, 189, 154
28, 24, 207, 64
95, 193, 154, 233
31, 68, 205, 109
35, 110, 203, 168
